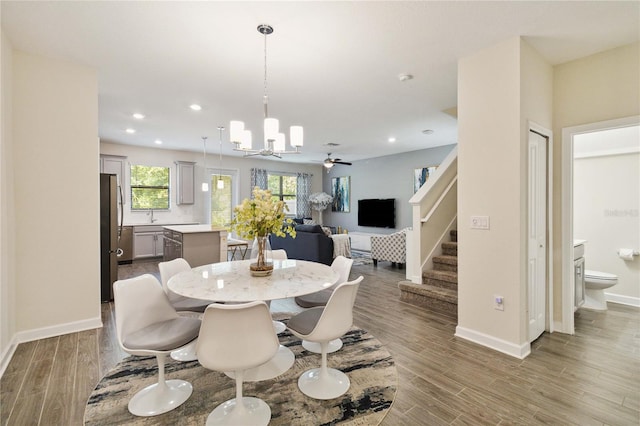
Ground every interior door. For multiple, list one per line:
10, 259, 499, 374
528, 131, 548, 342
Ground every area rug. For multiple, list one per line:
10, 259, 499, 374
84, 321, 397, 425
350, 249, 373, 266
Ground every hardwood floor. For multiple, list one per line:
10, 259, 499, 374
1, 260, 639, 425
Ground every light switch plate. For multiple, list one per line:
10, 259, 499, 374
471, 215, 490, 230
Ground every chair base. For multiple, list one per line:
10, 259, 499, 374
302, 338, 343, 354
225, 345, 294, 382
206, 396, 271, 426
298, 368, 350, 400
273, 320, 286, 334
171, 338, 198, 361
128, 379, 192, 417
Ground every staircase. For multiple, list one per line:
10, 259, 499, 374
398, 230, 458, 319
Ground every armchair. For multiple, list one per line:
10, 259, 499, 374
370, 228, 408, 268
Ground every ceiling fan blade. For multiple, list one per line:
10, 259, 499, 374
334, 161, 352, 165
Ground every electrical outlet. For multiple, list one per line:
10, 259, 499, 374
494, 295, 504, 311
471, 215, 490, 230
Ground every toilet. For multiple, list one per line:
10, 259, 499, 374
583, 270, 618, 310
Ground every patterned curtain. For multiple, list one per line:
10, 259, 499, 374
250, 168, 268, 192
296, 172, 313, 218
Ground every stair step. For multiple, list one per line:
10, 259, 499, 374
449, 229, 457, 243
398, 281, 458, 318
442, 241, 457, 256
423, 269, 457, 283
423, 270, 457, 291
423, 277, 457, 291
433, 255, 458, 272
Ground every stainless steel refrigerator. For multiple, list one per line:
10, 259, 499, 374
100, 173, 123, 302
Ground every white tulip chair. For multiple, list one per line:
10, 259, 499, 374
287, 276, 363, 400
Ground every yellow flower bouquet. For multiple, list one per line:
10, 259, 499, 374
231, 187, 296, 274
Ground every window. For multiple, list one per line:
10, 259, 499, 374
268, 174, 297, 216
211, 174, 233, 227
130, 165, 170, 210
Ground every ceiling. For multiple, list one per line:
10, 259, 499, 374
2, 1, 638, 165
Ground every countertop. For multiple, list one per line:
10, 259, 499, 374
163, 224, 228, 234
126, 222, 199, 227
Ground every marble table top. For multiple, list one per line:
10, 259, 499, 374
168, 259, 339, 302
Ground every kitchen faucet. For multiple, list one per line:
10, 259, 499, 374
148, 209, 158, 223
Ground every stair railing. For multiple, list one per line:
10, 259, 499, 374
406, 146, 458, 283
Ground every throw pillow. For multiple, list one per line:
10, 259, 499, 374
321, 226, 332, 236
303, 219, 317, 225
295, 224, 324, 234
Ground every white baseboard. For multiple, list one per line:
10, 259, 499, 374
0, 338, 18, 378
1, 317, 103, 378
15, 317, 103, 344
455, 326, 531, 359
552, 320, 574, 335
606, 292, 640, 308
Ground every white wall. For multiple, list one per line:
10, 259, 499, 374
552, 42, 640, 320
456, 37, 552, 358
574, 143, 640, 303
322, 144, 456, 233
100, 141, 324, 226
12, 52, 100, 338
0, 29, 16, 370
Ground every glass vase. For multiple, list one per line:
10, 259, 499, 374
250, 235, 274, 276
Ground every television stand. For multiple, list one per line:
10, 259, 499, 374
349, 231, 385, 252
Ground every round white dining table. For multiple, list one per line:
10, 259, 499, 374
168, 259, 339, 381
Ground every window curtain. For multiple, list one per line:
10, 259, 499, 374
250, 168, 268, 192
296, 172, 313, 218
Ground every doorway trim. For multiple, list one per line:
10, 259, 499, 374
560, 115, 640, 334
528, 121, 553, 337
204, 167, 240, 226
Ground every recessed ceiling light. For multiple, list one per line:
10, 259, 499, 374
388, 137, 396, 143
398, 73, 413, 82
154, 139, 163, 145
132, 113, 145, 119
422, 129, 434, 135
190, 104, 202, 111
125, 128, 136, 134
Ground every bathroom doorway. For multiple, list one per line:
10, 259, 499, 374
561, 116, 640, 334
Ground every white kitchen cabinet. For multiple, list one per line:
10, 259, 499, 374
133, 226, 164, 258
176, 161, 196, 205
100, 154, 127, 204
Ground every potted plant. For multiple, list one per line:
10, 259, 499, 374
231, 187, 296, 275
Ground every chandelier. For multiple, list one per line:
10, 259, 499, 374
229, 24, 303, 158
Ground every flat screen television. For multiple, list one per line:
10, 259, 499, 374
357, 199, 395, 228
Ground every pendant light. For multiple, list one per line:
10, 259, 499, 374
201, 136, 209, 192
216, 126, 225, 189
229, 24, 303, 158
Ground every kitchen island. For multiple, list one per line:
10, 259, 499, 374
163, 225, 228, 267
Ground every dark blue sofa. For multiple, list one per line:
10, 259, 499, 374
270, 224, 334, 265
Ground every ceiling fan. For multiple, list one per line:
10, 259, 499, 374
323, 153, 352, 169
